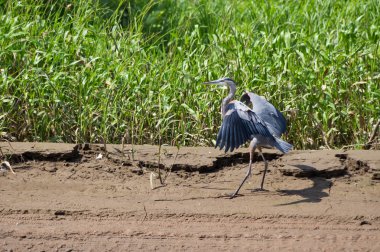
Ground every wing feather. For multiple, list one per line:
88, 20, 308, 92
231, 114, 239, 151
241, 92, 287, 137
215, 101, 274, 152
225, 120, 232, 152
235, 118, 244, 148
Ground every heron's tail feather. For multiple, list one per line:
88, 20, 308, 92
274, 138, 293, 154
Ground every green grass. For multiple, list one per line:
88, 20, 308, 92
0, 0, 379, 149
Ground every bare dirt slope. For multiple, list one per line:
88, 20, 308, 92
1, 142, 380, 251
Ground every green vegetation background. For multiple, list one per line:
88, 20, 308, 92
1, 0, 379, 149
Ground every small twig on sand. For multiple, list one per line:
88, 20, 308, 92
5, 140, 22, 161
162, 146, 180, 184
1, 141, 17, 174
328, 180, 334, 195
141, 205, 148, 223
157, 141, 163, 185
1, 161, 15, 174
150, 145, 180, 190
150, 172, 157, 190
121, 129, 131, 160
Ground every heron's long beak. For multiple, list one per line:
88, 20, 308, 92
203, 79, 226, 85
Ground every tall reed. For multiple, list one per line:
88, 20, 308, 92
1, 0, 379, 149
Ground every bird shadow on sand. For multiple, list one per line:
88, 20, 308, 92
275, 164, 332, 206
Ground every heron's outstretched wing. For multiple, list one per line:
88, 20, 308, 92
241, 92, 286, 137
216, 101, 273, 152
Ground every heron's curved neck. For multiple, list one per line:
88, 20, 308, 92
221, 84, 236, 117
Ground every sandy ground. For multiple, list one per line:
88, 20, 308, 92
1, 142, 380, 251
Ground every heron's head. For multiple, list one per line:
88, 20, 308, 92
203, 77, 236, 89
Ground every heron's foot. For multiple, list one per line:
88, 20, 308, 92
228, 192, 241, 199
251, 188, 269, 192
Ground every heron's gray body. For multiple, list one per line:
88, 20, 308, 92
215, 96, 292, 154
203, 77, 292, 198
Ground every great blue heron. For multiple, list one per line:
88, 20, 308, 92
204, 77, 292, 198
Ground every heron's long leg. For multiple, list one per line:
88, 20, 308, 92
230, 139, 257, 198
258, 148, 268, 190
